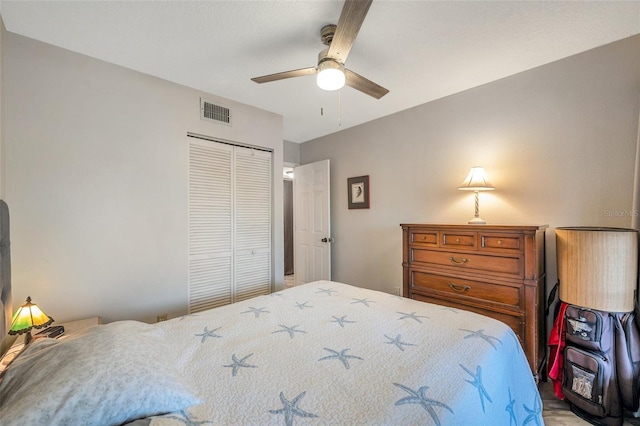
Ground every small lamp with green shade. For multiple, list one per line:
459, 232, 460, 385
8, 296, 54, 345
0, 296, 54, 359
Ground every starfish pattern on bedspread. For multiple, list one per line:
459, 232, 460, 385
241, 307, 270, 318
161, 410, 211, 425
194, 326, 222, 343
269, 391, 318, 426
294, 301, 313, 310
331, 315, 356, 327
384, 334, 417, 351
223, 353, 257, 377
316, 288, 337, 296
318, 348, 363, 369
508, 330, 522, 354
396, 311, 429, 323
522, 395, 542, 426
393, 383, 453, 426
351, 298, 376, 307
505, 387, 517, 426
460, 364, 492, 413
272, 324, 307, 339
460, 329, 502, 350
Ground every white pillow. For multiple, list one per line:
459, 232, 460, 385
0, 321, 200, 426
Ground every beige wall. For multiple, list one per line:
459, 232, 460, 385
4, 33, 284, 323
283, 140, 300, 165
301, 35, 640, 301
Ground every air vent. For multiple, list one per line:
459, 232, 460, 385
200, 98, 232, 126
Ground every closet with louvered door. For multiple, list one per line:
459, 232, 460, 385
234, 147, 272, 302
188, 138, 272, 313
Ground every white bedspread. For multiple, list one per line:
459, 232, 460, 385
150, 280, 543, 425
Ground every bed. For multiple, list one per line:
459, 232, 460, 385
0, 278, 543, 425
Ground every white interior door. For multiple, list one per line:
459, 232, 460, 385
293, 160, 331, 285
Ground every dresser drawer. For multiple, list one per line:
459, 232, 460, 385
411, 293, 524, 342
410, 230, 439, 247
411, 248, 524, 278
479, 233, 523, 253
441, 231, 476, 250
411, 271, 521, 308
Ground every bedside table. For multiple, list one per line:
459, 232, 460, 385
57, 316, 103, 335
0, 316, 102, 372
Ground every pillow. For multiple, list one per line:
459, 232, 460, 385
0, 321, 200, 426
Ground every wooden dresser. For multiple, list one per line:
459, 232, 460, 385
401, 223, 547, 379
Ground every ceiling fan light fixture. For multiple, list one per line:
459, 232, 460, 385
316, 59, 345, 91
251, 1, 388, 99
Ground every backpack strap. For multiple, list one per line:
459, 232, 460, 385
545, 281, 559, 317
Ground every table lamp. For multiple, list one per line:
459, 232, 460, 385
458, 166, 495, 224
8, 296, 54, 345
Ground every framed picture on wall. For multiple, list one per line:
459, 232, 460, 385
347, 175, 370, 209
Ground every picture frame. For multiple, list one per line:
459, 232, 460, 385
347, 175, 370, 209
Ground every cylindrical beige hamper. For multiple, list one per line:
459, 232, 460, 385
556, 227, 638, 313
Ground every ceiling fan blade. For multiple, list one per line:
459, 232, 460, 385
327, 0, 372, 64
251, 67, 317, 84
344, 68, 388, 99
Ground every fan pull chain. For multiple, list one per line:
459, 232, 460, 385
320, 92, 324, 116
338, 90, 341, 127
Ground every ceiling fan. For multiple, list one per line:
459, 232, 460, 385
251, 0, 389, 100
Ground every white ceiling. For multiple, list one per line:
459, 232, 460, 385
1, 1, 639, 143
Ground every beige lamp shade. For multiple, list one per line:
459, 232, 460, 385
556, 227, 638, 312
458, 167, 495, 191
458, 167, 495, 224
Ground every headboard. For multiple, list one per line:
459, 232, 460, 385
0, 200, 11, 336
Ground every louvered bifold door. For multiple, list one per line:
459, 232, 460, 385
234, 147, 272, 302
188, 140, 234, 312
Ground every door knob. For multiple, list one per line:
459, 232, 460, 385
321, 237, 334, 243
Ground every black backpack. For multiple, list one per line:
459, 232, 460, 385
562, 306, 622, 426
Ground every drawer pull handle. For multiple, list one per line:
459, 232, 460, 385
449, 283, 471, 293
449, 256, 469, 265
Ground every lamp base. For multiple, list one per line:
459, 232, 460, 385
468, 217, 486, 224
